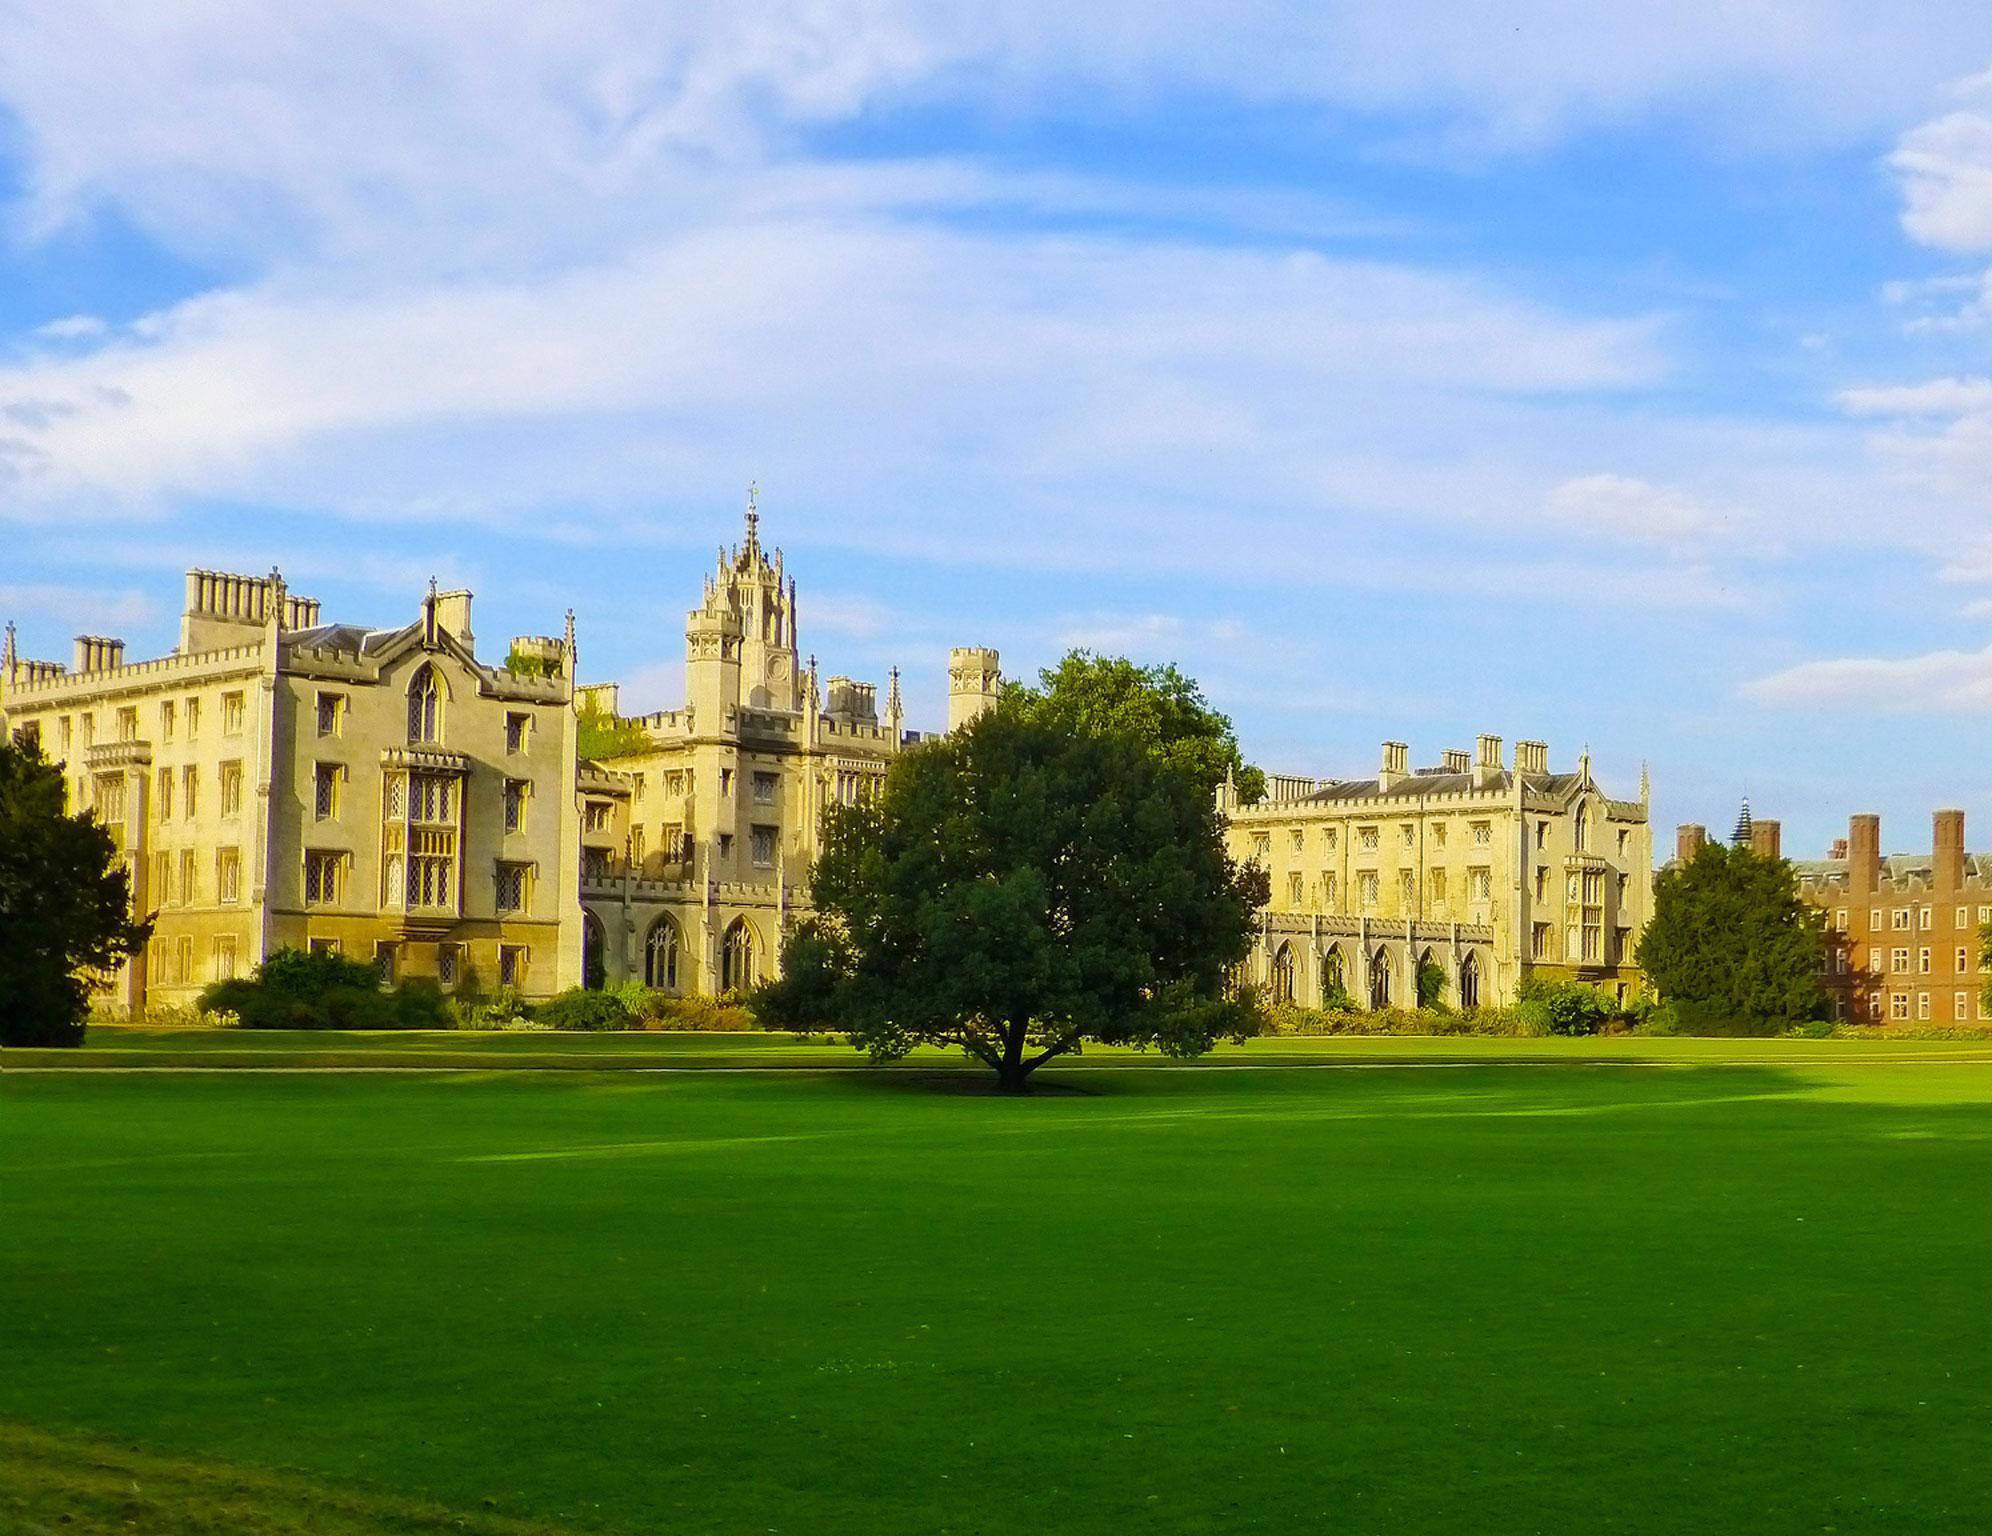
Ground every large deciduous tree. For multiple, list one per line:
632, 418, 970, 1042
1005, 651, 1267, 804
0, 736, 151, 1046
759, 709, 1268, 1091
1636, 841, 1828, 1035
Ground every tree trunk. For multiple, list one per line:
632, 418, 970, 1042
996, 1021, 1032, 1094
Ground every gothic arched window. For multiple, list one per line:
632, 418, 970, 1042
645, 916, 681, 991
720, 918, 756, 994
408, 665, 441, 745
1270, 942, 1295, 1003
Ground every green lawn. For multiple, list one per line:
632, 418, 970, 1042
7, 1035, 1992, 1533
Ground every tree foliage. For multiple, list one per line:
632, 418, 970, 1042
1636, 842, 1828, 1035
758, 708, 1268, 1090
1004, 651, 1267, 804
201, 947, 449, 1029
0, 736, 151, 1046
576, 706, 653, 762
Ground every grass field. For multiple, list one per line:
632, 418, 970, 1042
7, 1032, 1992, 1533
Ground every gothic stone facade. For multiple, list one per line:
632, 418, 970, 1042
1224, 736, 1653, 1011
573, 511, 1001, 996
1, 574, 584, 1009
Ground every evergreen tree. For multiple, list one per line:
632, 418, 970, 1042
0, 736, 151, 1045
1636, 841, 1827, 1035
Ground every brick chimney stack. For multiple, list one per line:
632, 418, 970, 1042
1934, 809, 1966, 892
1848, 814, 1882, 893
1676, 824, 1708, 863
1749, 819, 1782, 860
1829, 838, 1848, 860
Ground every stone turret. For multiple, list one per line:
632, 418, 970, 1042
947, 646, 1002, 733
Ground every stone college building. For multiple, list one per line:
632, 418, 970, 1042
0, 507, 1000, 1013
4, 502, 1653, 1016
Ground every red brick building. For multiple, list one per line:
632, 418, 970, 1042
1791, 811, 1991, 1024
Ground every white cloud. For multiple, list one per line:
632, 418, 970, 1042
1839, 377, 1992, 416
1962, 596, 1992, 619
0, 220, 1665, 514
1544, 472, 1736, 552
1745, 644, 1992, 712
4, 2, 1989, 267
1892, 109, 1992, 253
1940, 540, 1992, 585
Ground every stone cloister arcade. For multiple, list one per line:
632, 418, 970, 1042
1251, 913, 1498, 1013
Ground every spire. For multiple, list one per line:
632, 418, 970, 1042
743, 481, 761, 559
564, 608, 577, 675
886, 665, 903, 740
3, 619, 16, 678
1731, 797, 1753, 847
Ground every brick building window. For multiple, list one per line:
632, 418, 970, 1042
504, 779, 528, 833
753, 771, 778, 804
221, 761, 242, 816
317, 692, 344, 736
506, 713, 529, 754
183, 765, 199, 818
217, 848, 241, 904
499, 945, 527, 988
222, 691, 245, 734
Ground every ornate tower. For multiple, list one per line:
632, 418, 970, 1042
947, 647, 1002, 733
685, 490, 802, 720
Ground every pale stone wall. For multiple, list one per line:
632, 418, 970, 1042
1224, 739, 1654, 1008
2, 574, 582, 1011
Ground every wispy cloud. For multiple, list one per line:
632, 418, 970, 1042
1745, 644, 1992, 713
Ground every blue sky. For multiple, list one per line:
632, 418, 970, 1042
3, 4, 1992, 859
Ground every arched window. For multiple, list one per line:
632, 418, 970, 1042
583, 910, 606, 990
1369, 946, 1392, 1011
1269, 942, 1295, 1003
1459, 951, 1481, 1010
720, 918, 756, 994
1416, 947, 1444, 1009
1574, 801, 1590, 852
1323, 945, 1346, 1003
645, 915, 681, 991
408, 665, 441, 744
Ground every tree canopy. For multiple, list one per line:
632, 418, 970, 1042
758, 708, 1268, 1090
1004, 651, 1266, 804
1636, 842, 1827, 1035
0, 736, 151, 1045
